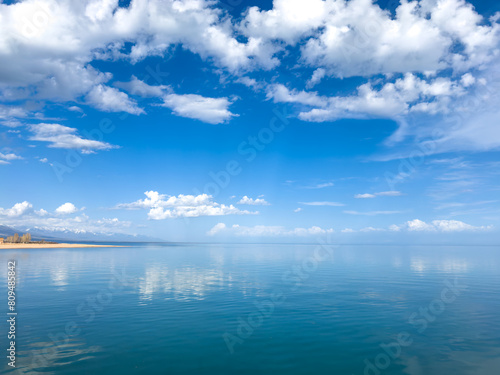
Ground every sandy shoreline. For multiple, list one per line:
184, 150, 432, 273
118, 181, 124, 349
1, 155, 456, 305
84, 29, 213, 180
0, 243, 121, 249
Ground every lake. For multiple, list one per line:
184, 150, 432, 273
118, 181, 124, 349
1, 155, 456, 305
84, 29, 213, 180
1, 243, 499, 374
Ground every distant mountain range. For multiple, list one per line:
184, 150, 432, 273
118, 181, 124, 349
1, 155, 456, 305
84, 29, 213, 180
0, 224, 161, 243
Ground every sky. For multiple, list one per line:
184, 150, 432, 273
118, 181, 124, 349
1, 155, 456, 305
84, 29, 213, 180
1, 0, 500, 243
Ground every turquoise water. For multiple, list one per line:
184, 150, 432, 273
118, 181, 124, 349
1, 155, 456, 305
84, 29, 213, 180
1, 244, 499, 374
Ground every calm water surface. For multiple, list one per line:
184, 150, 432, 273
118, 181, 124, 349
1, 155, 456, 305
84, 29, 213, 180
1, 244, 499, 374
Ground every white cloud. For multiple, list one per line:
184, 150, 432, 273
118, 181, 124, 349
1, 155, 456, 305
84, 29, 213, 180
55, 202, 79, 215
68, 106, 84, 113
0, 0, 271, 108
160, 93, 237, 124
114, 76, 169, 97
0, 0, 498, 155
338, 219, 493, 233
0, 201, 131, 236
237, 0, 500, 80
303, 182, 334, 189
237, 196, 270, 206
294, 207, 302, 213
235, 77, 262, 90
355, 191, 402, 198
268, 73, 467, 123
404, 218, 492, 232
299, 201, 344, 206
360, 227, 385, 232
306, 68, 326, 88
389, 224, 401, 232
29, 123, 117, 154
4, 213, 132, 236
207, 222, 227, 236
354, 193, 376, 199
341, 228, 355, 233
344, 210, 403, 216
207, 223, 334, 237
0, 152, 23, 163
39, 158, 48, 163
35, 209, 49, 216
0, 201, 33, 217
148, 204, 251, 220
377, 191, 403, 197
85, 85, 145, 114
116, 191, 257, 219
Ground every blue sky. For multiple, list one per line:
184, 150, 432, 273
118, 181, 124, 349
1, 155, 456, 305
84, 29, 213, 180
1, 0, 499, 242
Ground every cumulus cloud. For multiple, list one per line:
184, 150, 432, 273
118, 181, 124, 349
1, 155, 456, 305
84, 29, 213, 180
207, 223, 334, 237
160, 94, 237, 124
0, 0, 498, 154
55, 202, 79, 215
399, 219, 492, 232
0, 201, 132, 236
6, 213, 132, 236
237, 196, 270, 205
85, 85, 145, 114
0, 152, 23, 164
0, 201, 33, 217
35, 209, 49, 216
268, 73, 467, 122
241, 0, 499, 76
29, 123, 117, 153
116, 191, 257, 219
0, 0, 269, 106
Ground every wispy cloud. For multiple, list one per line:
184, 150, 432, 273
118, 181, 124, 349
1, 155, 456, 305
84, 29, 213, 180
354, 191, 402, 199
29, 123, 117, 154
302, 182, 334, 189
344, 210, 403, 216
299, 201, 345, 207
207, 223, 333, 237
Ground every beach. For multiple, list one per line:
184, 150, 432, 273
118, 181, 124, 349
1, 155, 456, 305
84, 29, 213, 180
0, 243, 120, 249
